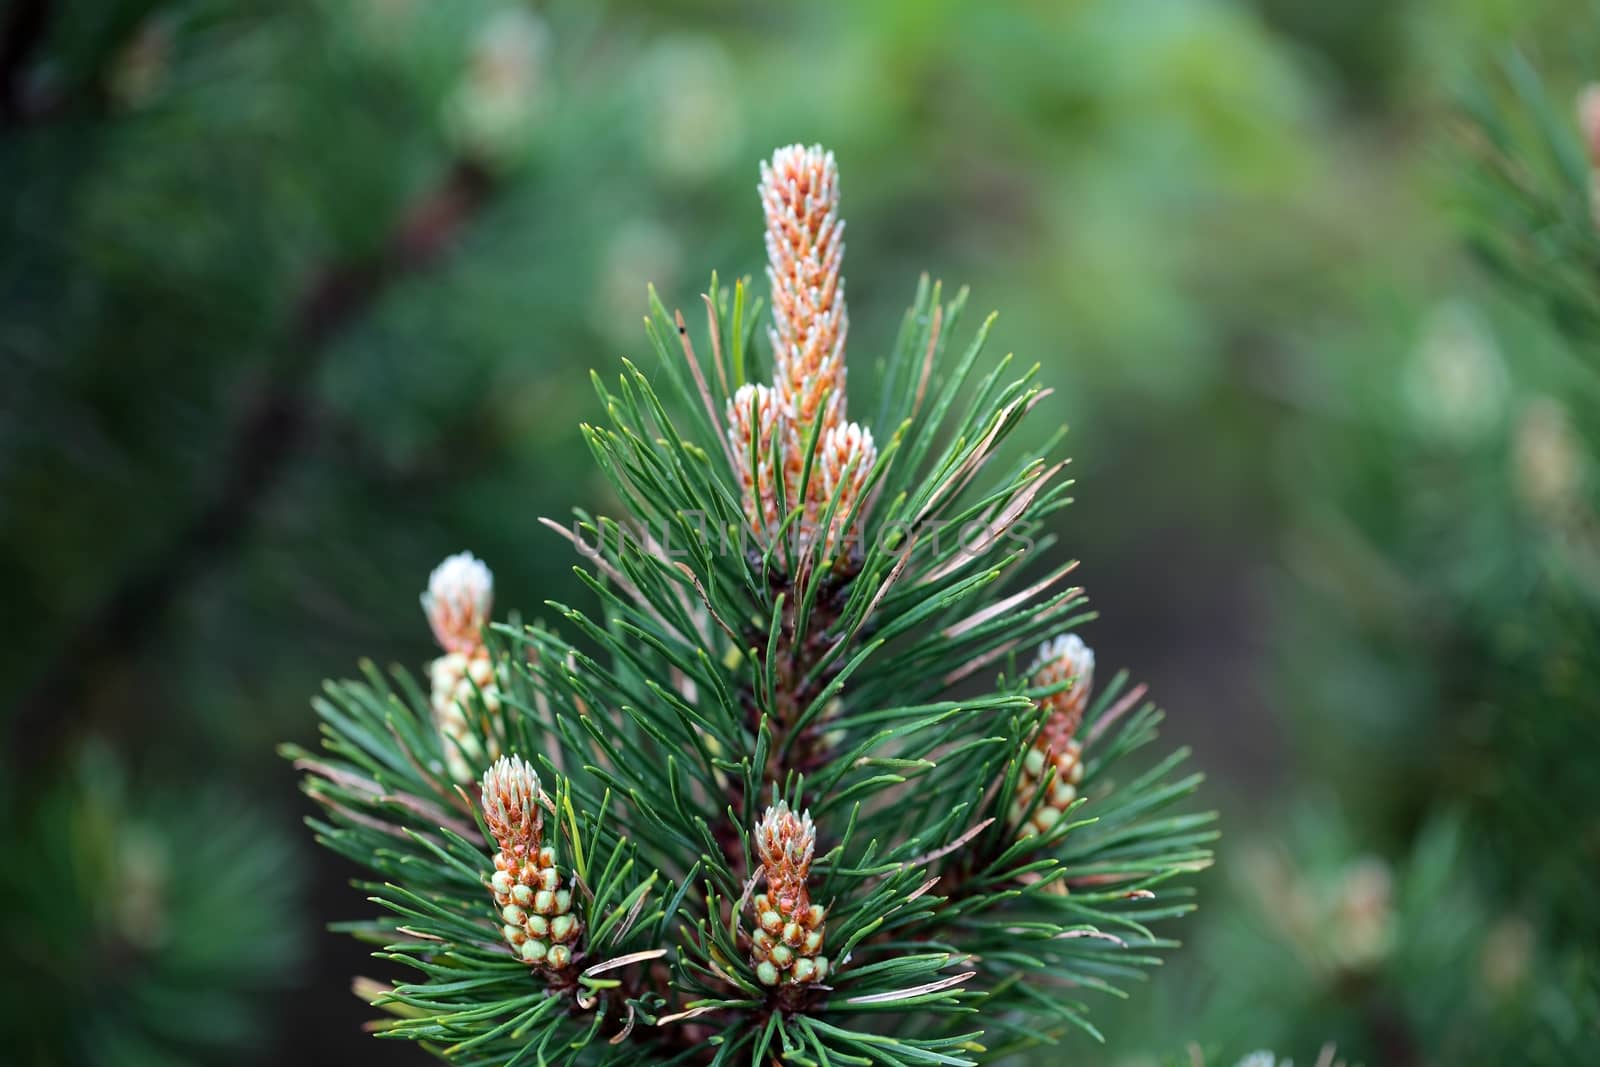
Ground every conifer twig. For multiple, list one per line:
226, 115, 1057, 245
289, 142, 1212, 1066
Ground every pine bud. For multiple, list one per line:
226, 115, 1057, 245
750, 801, 830, 985
423, 552, 501, 781
422, 552, 494, 654
726, 383, 789, 539
731, 144, 876, 556
812, 420, 876, 558
481, 755, 542, 858
1010, 635, 1095, 838
761, 144, 849, 439
479, 757, 582, 969
1030, 633, 1094, 737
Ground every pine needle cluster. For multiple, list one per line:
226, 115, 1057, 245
286, 143, 1213, 1066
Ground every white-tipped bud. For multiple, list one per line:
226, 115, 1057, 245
754, 801, 817, 920
479, 755, 542, 859
1029, 633, 1094, 731
755, 800, 816, 878
813, 420, 876, 556
422, 551, 494, 653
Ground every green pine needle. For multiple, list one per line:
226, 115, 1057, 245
290, 268, 1213, 1063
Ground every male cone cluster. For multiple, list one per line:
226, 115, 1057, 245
481, 756, 582, 969
750, 801, 830, 986
728, 145, 877, 558
1011, 634, 1095, 838
422, 552, 502, 782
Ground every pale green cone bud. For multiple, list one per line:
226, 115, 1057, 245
749, 801, 830, 984
481, 757, 585, 970
432, 650, 498, 783
1010, 734, 1085, 839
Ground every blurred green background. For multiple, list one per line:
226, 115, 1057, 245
3, 0, 1596, 1064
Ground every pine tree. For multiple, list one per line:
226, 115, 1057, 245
286, 143, 1213, 1065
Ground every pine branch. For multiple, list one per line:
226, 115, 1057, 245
290, 143, 1212, 1065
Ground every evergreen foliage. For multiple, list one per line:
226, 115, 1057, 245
287, 144, 1212, 1065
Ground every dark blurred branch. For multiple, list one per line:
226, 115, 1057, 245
292, 161, 494, 350
0, 0, 50, 123
10, 159, 496, 767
